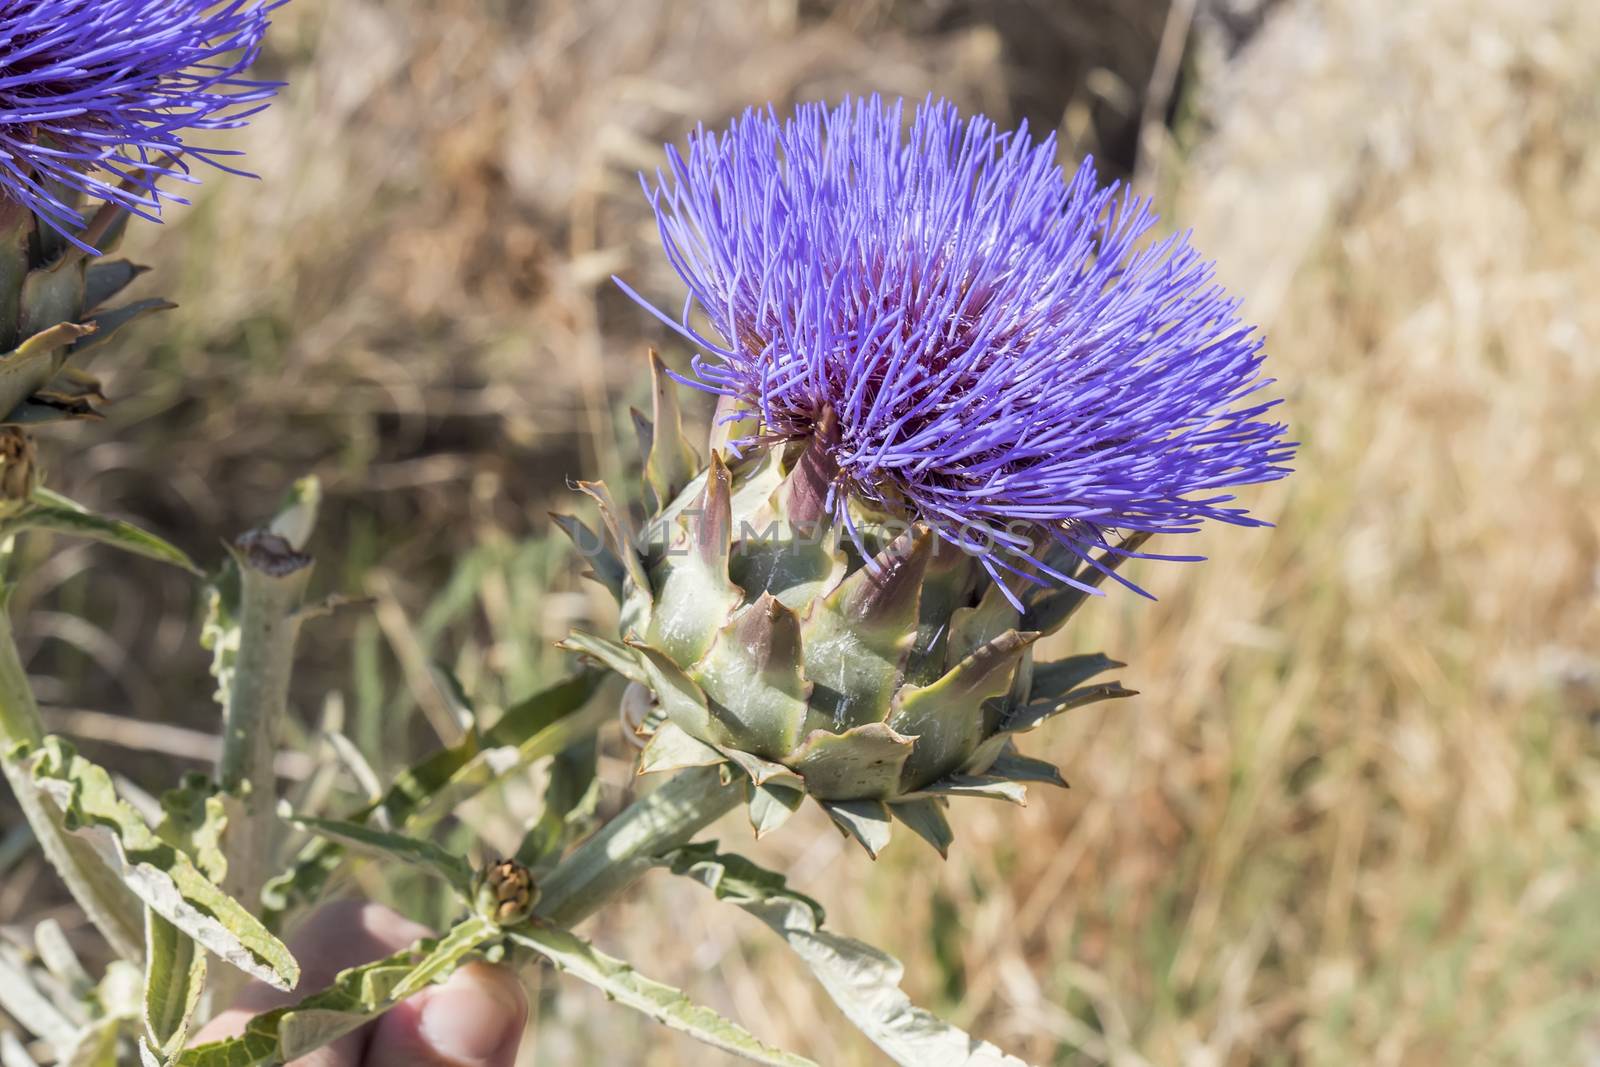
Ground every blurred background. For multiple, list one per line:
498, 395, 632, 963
3, 0, 1598, 1063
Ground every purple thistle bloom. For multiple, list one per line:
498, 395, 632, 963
0, 0, 287, 251
618, 95, 1295, 599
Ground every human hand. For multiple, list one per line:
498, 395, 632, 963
194, 900, 529, 1066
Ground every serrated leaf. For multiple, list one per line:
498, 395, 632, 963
507, 925, 814, 1067
1, 490, 199, 574
27, 739, 299, 991
175, 916, 500, 1067
283, 814, 473, 893
660, 845, 1032, 1067
386, 916, 498, 1002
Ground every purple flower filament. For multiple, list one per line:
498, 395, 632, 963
0, 0, 287, 251
618, 95, 1296, 600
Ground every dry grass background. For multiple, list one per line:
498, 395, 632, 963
2, 0, 1597, 1064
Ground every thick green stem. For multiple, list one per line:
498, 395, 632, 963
536, 765, 743, 927
216, 530, 313, 908
0, 607, 143, 959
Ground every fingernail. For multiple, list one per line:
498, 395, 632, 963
418, 965, 525, 1064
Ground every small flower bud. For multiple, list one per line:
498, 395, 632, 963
474, 859, 539, 926
0, 429, 40, 518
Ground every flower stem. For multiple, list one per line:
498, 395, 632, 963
535, 765, 743, 927
215, 530, 313, 907
0, 605, 143, 960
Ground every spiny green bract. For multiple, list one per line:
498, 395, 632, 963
560, 354, 1139, 856
0, 198, 174, 429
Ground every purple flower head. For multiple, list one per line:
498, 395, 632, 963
619, 95, 1295, 600
0, 0, 288, 251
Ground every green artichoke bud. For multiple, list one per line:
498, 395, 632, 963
0, 196, 174, 429
560, 355, 1139, 856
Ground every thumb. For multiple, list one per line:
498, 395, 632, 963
365, 962, 529, 1067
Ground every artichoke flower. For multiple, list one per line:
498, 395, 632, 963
563, 97, 1294, 856
0, 0, 286, 427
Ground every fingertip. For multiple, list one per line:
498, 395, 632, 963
370, 963, 529, 1067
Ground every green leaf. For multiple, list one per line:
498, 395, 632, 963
385, 916, 497, 1001
0, 947, 78, 1054
283, 813, 474, 893
262, 672, 603, 927
26, 739, 299, 991
661, 844, 1032, 1067
177, 917, 504, 1067
517, 734, 601, 869
143, 914, 206, 1063
507, 925, 814, 1067
1, 489, 200, 574
58, 1019, 121, 1067
0, 1032, 41, 1067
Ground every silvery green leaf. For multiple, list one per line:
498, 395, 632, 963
384, 916, 497, 1002
506, 926, 814, 1067
58, 1019, 120, 1067
178, 917, 503, 1067
0, 949, 76, 1054
27, 739, 299, 991
143, 914, 205, 1061
282, 813, 474, 894
0, 1032, 40, 1067
263, 672, 603, 927
661, 844, 1033, 1067
5, 488, 200, 574
31, 919, 92, 1000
